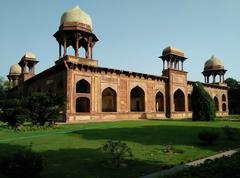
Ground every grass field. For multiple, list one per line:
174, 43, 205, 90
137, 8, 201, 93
0, 119, 240, 178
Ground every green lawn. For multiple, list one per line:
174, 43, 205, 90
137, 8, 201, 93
0, 119, 240, 178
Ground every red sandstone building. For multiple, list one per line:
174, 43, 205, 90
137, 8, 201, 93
7, 6, 228, 122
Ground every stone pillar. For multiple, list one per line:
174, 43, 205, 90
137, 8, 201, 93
75, 38, 79, 57
23, 61, 28, 73
163, 60, 165, 70
63, 35, 67, 56
181, 61, 183, 71
213, 74, 216, 83
9, 78, 13, 89
13, 77, 18, 87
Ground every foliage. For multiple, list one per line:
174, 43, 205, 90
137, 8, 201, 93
24, 92, 64, 126
198, 130, 219, 145
0, 76, 8, 100
222, 126, 238, 140
225, 78, 240, 114
101, 140, 133, 168
0, 98, 29, 128
191, 82, 216, 121
159, 152, 240, 178
0, 148, 44, 178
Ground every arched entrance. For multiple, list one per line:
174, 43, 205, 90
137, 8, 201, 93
174, 89, 185, 111
130, 86, 145, 112
76, 79, 90, 93
155, 91, 164, 112
76, 97, 90, 112
214, 97, 219, 111
102, 87, 117, 112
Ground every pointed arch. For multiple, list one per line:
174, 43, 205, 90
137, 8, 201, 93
214, 96, 219, 111
76, 79, 90, 93
174, 89, 185, 111
102, 87, 117, 112
130, 86, 145, 112
76, 97, 90, 112
222, 94, 226, 102
155, 91, 164, 112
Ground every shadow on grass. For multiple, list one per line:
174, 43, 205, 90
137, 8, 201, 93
69, 124, 240, 151
0, 143, 166, 178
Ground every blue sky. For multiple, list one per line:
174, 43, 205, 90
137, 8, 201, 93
0, 0, 239, 81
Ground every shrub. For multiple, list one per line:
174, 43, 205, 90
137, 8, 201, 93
191, 82, 216, 121
0, 99, 29, 128
101, 140, 133, 168
222, 126, 238, 140
0, 148, 44, 178
198, 130, 219, 145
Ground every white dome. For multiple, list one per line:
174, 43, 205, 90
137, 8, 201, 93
204, 55, 224, 71
60, 6, 93, 29
9, 64, 21, 75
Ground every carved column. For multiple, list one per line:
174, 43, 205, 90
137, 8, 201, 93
75, 33, 79, 57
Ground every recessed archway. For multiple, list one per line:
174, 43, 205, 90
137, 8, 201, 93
174, 89, 185, 111
222, 103, 227, 112
102, 87, 117, 112
76, 79, 90, 93
155, 91, 164, 112
130, 86, 145, 112
76, 97, 90, 112
214, 96, 219, 111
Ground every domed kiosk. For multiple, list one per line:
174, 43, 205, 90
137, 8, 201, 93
54, 6, 98, 61
7, 64, 21, 88
202, 56, 227, 83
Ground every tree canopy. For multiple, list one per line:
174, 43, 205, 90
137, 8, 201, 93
225, 78, 240, 114
191, 82, 216, 121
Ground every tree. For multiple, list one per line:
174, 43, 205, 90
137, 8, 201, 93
191, 82, 216, 121
24, 92, 64, 126
0, 98, 28, 128
0, 76, 8, 100
225, 78, 240, 114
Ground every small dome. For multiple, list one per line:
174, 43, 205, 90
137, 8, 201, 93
23, 52, 36, 61
204, 55, 224, 71
162, 46, 185, 57
60, 6, 93, 29
9, 64, 21, 75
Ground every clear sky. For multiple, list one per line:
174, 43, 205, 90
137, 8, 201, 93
0, 0, 239, 81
